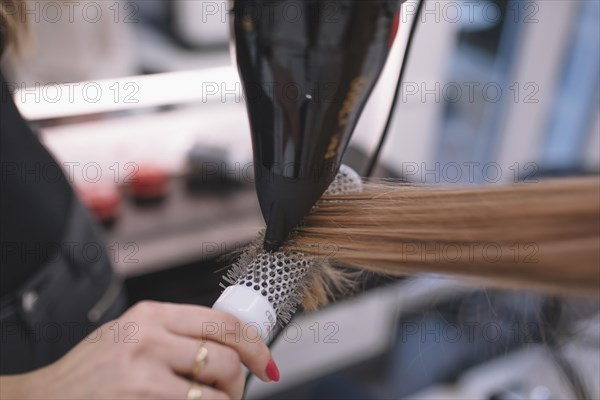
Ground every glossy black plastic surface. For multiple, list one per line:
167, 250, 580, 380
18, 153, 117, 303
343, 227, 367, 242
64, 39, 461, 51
231, 0, 401, 250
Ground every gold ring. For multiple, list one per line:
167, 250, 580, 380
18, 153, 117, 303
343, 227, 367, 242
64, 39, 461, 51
192, 341, 209, 377
186, 382, 203, 400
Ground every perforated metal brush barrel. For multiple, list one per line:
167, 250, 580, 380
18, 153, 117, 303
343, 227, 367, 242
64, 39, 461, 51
325, 164, 364, 195
213, 165, 362, 340
214, 251, 311, 340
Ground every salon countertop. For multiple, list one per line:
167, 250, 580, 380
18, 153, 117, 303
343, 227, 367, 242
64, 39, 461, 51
38, 102, 263, 276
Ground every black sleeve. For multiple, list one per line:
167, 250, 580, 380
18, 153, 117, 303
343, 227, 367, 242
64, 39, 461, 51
0, 34, 126, 375
0, 68, 75, 296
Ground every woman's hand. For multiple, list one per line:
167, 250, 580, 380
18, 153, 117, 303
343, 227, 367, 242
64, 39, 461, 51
1, 301, 278, 399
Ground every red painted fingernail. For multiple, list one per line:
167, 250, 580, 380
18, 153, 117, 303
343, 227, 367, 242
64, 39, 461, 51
265, 358, 280, 382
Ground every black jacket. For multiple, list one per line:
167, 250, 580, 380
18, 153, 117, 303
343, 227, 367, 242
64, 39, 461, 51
0, 32, 126, 374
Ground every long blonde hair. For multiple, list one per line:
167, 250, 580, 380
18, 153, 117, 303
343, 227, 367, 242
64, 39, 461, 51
0, 0, 25, 52
281, 177, 600, 306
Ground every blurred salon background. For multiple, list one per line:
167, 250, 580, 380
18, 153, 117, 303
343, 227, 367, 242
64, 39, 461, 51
2, 0, 599, 399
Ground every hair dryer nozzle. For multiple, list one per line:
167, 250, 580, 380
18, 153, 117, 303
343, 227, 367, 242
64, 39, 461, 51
231, 0, 401, 250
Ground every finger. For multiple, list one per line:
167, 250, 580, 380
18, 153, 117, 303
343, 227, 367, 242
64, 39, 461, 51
184, 384, 230, 400
158, 374, 229, 400
155, 334, 245, 399
123, 365, 191, 399
153, 303, 273, 382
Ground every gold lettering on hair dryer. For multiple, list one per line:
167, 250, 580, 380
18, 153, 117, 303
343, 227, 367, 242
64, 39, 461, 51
325, 76, 367, 159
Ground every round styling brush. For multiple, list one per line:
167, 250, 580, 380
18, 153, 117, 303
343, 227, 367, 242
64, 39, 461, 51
213, 165, 363, 341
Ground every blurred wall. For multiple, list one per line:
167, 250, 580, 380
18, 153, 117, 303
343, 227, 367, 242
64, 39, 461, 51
2, 0, 138, 85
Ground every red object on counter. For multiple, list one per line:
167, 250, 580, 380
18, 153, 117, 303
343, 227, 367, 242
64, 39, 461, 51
78, 183, 122, 223
388, 10, 401, 48
130, 164, 169, 200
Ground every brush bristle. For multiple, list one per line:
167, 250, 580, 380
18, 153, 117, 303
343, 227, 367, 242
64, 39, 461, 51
218, 164, 363, 324
221, 242, 311, 324
220, 239, 360, 324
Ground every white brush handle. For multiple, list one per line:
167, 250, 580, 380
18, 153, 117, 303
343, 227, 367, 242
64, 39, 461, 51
212, 285, 276, 342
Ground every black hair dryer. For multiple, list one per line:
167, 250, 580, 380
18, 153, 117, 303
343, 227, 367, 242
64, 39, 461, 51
231, 0, 403, 251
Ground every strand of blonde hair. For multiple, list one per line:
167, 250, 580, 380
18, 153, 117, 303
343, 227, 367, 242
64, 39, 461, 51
284, 177, 599, 299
